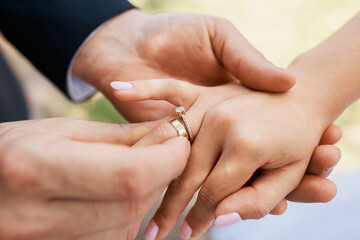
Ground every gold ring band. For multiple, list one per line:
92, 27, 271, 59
169, 118, 189, 139
176, 107, 194, 142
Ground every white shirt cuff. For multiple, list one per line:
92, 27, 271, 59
66, 24, 105, 102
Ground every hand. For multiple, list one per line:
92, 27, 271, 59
73, 9, 295, 122
113, 79, 341, 239
0, 118, 190, 240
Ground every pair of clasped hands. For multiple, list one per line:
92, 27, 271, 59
93, 10, 342, 240
0, 9, 343, 240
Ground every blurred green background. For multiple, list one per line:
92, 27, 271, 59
1, 0, 360, 173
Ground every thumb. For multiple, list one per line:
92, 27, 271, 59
208, 18, 296, 92
144, 136, 191, 185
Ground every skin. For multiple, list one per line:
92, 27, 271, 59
73, 8, 339, 207
0, 8, 342, 240
112, 12, 360, 239
71, 8, 349, 239
73, 9, 296, 122
0, 118, 190, 240
114, 79, 342, 239
0, 117, 340, 240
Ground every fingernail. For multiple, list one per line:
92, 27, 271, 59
321, 165, 337, 178
321, 159, 340, 178
144, 220, 159, 240
110, 81, 133, 90
214, 212, 241, 227
179, 221, 192, 240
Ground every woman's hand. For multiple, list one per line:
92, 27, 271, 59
112, 79, 341, 239
0, 118, 190, 240
73, 9, 295, 122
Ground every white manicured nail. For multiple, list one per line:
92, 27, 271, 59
110, 81, 133, 90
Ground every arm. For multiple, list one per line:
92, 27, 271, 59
288, 13, 360, 124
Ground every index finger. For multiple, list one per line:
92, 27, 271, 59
0, 117, 162, 146
9, 134, 190, 200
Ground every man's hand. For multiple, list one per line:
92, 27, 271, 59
73, 9, 295, 122
0, 118, 190, 240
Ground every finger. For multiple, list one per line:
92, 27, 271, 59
145, 127, 222, 239
208, 18, 296, 92
68, 222, 141, 240
135, 91, 208, 146
286, 174, 337, 203
111, 78, 203, 109
43, 186, 163, 240
213, 163, 306, 230
269, 199, 288, 215
319, 124, 342, 145
183, 150, 259, 238
307, 145, 341, 177
11, 134, 190, 200
0, 117, 161, 146
41, 118, 161, 146
134, 119, 178, 146
47, 201, 141, 238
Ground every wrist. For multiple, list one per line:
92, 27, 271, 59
287, 53, 348, 129
72, 9, 148, 90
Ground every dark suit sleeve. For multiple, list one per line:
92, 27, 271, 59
0, 0, 134, 94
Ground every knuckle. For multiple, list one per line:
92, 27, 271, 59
167, 178, 184, 194
241, 199, 270, 220
231, 134, 262, 156
153, 177, 199, 227
197, 188, 218, 211
206, 105, 235, 130
153, 181, 188, 221
113, 164, 148, 198
154, 209, 177, 231
155, 207, 172, 221
221, 161, 239, 178
168, 177, 190, 193
151, 122, 176, 142
253, 201, 271, 219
